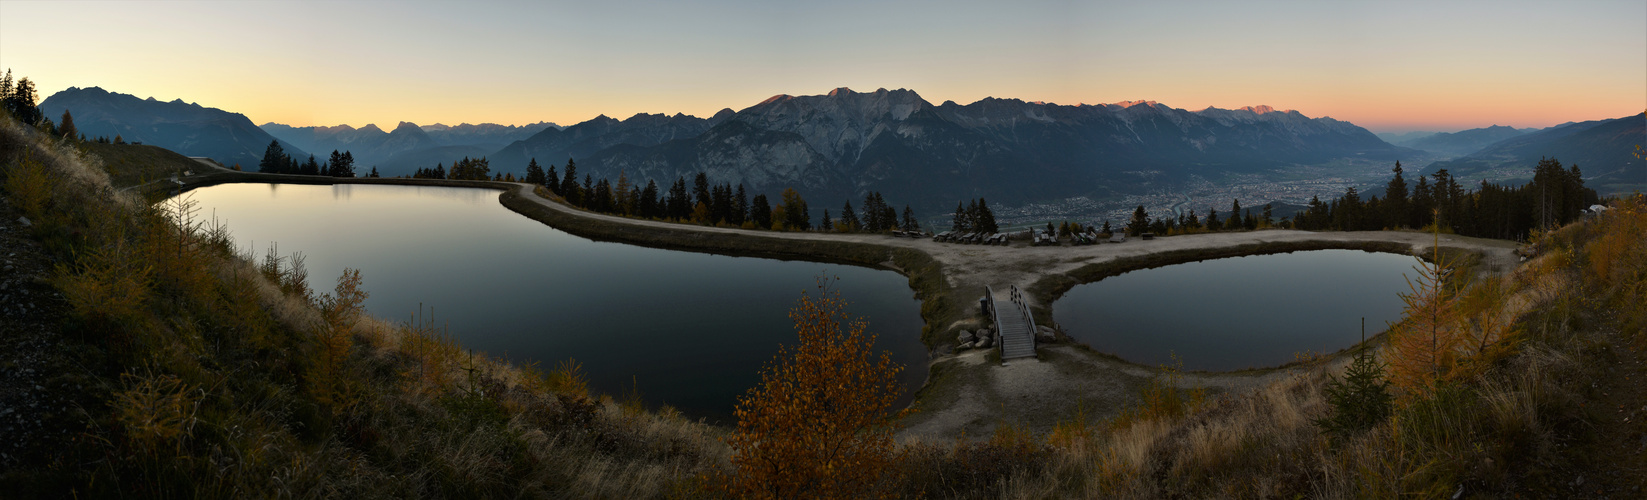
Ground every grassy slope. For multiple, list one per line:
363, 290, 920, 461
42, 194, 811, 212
6, 121, 1644, 497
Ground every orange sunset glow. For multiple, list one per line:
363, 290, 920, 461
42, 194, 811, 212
2, 0, 1640, 132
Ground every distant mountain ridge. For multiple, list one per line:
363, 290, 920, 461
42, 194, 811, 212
260, 120, 557, 173
38, 86, 308, 168
1421, 114, 1644, 194
1401, 125, 1533, 156
551, 87, 1410, 210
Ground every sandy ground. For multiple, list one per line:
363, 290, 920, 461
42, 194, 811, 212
495, 184, 1522, 439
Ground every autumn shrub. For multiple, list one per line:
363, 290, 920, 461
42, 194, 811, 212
716, 279, 907, 499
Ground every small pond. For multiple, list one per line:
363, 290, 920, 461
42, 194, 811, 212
1052, 249, 1415, 371
177, 183, 925, 423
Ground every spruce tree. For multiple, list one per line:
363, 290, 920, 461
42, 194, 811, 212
1315, 321, 1392, 444
1127, 205, 1149, 236
258, 140, 287, 173
750, 194, 773, 228
901, 206, 919, 232
525, 158, 545, 185
842, 201, 861, 231
732, 184, 748, 225
58, 109, 77, 141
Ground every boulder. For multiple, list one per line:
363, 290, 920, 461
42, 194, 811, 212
978, 328, 993, 339
957, 330, 976, 344
959, 341, 976, 350
976, 335, 993, 348
1035, 325, 1057, 342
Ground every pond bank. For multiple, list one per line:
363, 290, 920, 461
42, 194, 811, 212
159, 169, 1521, 438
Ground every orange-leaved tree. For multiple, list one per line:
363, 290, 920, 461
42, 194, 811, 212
719, 277, 907, 499
312, 268, 368, 407
1387, 213, 1460, 395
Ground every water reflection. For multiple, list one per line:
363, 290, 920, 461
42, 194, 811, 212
1053, 250, 1413, 371
181, 182, 926, 423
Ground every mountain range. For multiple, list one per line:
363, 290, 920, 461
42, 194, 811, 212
481, 88, 1411, 210
259, 120, 558, 173
1421, 115, 1644, 192
38, 87, 308, 168
42, 84, 1639, 212
1395, 125, 1535, 156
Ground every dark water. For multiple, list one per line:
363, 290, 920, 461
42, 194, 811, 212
180, 183, 925, 423
1052, 250, 1415, 371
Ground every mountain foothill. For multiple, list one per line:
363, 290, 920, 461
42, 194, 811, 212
39, 85, 1644, 215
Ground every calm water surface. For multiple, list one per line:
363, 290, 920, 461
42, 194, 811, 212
182, 183, 924, 423
1053, 250, 1415, 371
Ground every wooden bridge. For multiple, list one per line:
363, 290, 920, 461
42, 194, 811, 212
984, 285, 1038, 362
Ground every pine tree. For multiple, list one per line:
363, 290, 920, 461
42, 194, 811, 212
1385, 161, 1409, 229
640, 179, 661, 218
1314, 320, 1393, 443
951, 202, 969, 232
1225, 199, 1243, 231
545, 164, 560, 194
561, 159, 580, 205
58, 109, 77, 141
258, 140, 287, 173
821, 209, 834, 231
1127, 205, 1149, 236
901, 206, 919, 232
525, 158, 545, 185
842, 201, 861, 231
732, 184, 748, 226
750, 194, 773, 228
976, 198, 998, 233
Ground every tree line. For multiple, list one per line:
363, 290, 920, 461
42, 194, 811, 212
259, 140, 376, 178
496, 157, 924, 233
1296, 159, 1597, 239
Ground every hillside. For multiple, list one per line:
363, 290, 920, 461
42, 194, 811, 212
7, 111, 1647, 496
38, 87, 307, 168
1422, 113, 1645, 194
1401, 124, 1532, 156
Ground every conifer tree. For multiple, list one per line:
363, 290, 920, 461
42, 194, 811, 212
57, 109, 77, 141
750, 194, 773, 228
901, 206, 919, 232
561, 159, 580, 204
1385, 161, 1409, 229
1314, 320, 1392, 443
258, 140, 287, 173
545, 164, 560, 194
1127, 205, 1149, 236
640, 179, 660, 218
842, 201, 861, 231
732, 184, 748, 226
951, 202, 969, 232
525, 158, 545, 185
1225, 199, 1243, 230
976, 198, 997, 233
1387, 214, 1460, 395
820, 209, 834, 231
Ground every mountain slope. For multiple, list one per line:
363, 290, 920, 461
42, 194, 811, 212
1422, 114, 1645, 193
569, 88, 1411, 210
1402, 125, 1532, 156
39, 87, 307, 167
260, 121, 556, 174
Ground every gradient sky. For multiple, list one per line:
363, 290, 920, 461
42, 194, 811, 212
2, 0, 1641, 133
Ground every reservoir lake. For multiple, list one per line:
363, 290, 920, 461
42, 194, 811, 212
181, 183, 925, 423
1052, 249, 1416, 371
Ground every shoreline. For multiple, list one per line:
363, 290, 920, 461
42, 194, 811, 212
159, 170, 1522, 437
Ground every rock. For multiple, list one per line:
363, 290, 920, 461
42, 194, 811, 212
1036, 325, 1054, 335
957, 330, 976, 344
976, 335, 993, 348
1036, 330, 1056, 343
978, 328, 993, 339
16, 216, 29, 227
959, 341, 975, 350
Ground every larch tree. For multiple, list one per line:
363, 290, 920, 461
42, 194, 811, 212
1387, 213, 1461, 395
719, 279, 906, 499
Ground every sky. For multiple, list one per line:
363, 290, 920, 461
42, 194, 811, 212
1, 0, 1642, 133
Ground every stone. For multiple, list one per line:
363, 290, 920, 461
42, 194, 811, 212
976, 335, 993, 348
978, 328, 993, 339
16, 216, 29, 227
959, 341, 975, 350
958, 330, 976, 344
